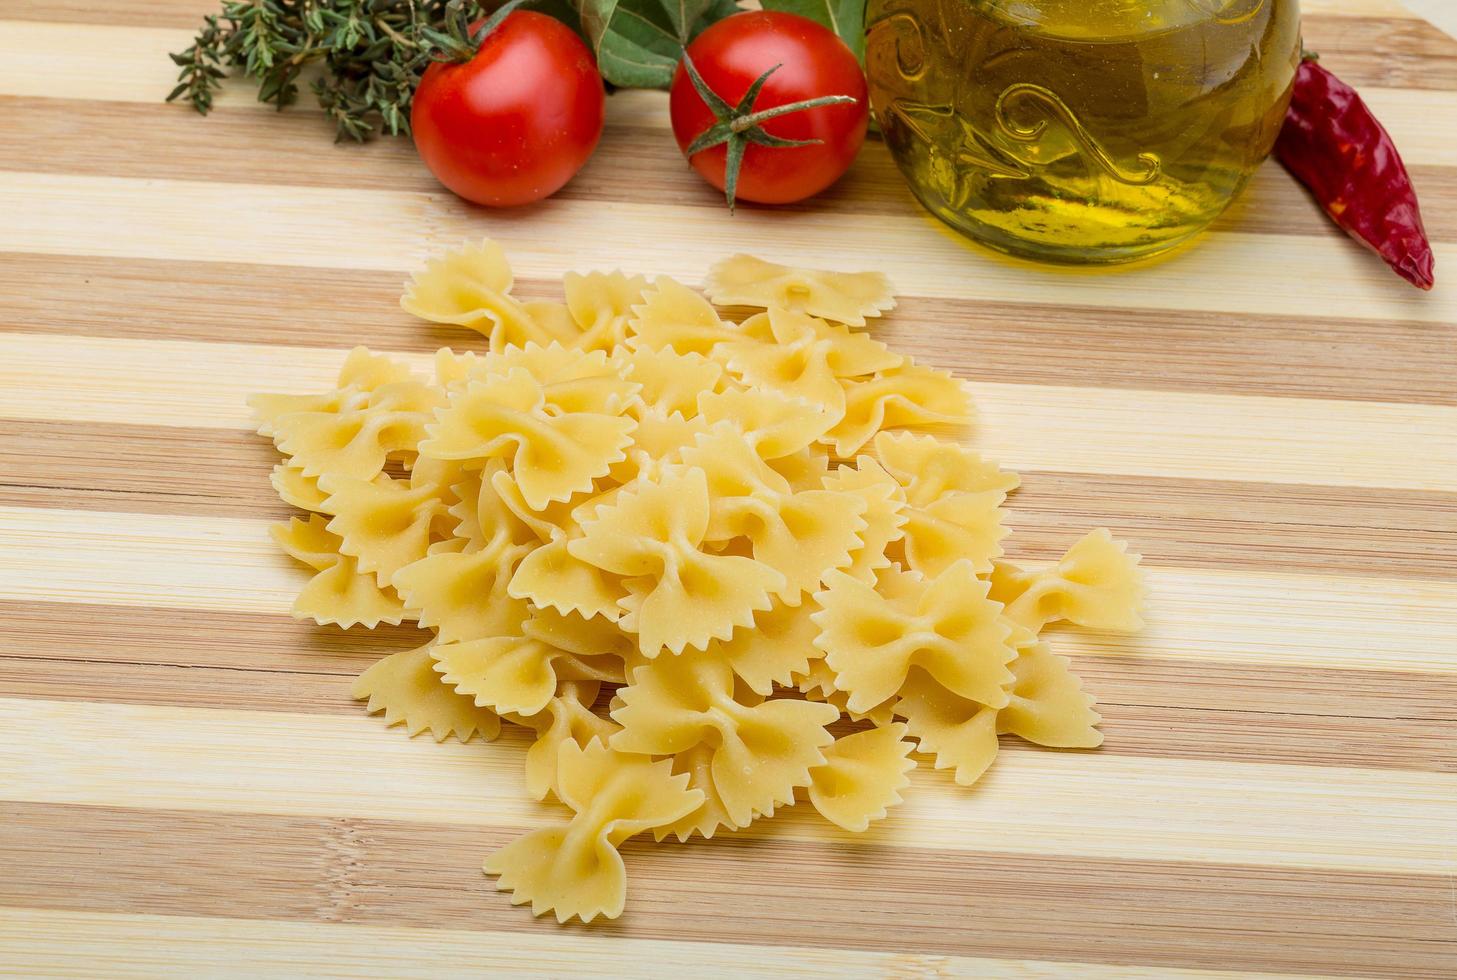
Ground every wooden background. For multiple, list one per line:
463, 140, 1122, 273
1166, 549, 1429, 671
2, 0, 1455, 976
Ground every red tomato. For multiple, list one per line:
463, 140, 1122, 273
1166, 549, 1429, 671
411, 12, 605, 207
669, 11, 868, 205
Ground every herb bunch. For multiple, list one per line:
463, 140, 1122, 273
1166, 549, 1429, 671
168, 0, 491, 141
168, 0, 865, 143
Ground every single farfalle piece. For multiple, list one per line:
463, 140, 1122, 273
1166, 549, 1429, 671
569, 467, 784, 655
808, 723, 917, 832
711, 599, 823, 696
443, 460, 535, 554
794, 656, 895, 726
271, 462, 328, 512
484, 740, 703, 923
400, 239, 575, 351
704, 254, 896, 327
564, 270, 652, 352
255, 349, 446, 482
654, 743, 750, 842
611, 648, 839, 825
813, 561, 1014, 714
681, 428, 866, 604
352, 642, 501, 742
627, 276, 760, 356
521, 605, 636, 662
616, 346, 725, 419
825, 364, 974, 458
509, 680, 617, 802
319, 468, 450, 589
1000, 637, 1103, 748
894, 669, 1001, 786
421, 367, 637, 510
605, 409, 713, 489
719, 307, 903, 421
770, 444, 832, 491
271, 514, 406, 628
989, 529, 1146, 634
489, 466, 584, 544
250, 347, 414, 438
433, 346, 482, 391
698, 387, 835, 460
875, 431, 1018, 577
432, 625, 622, 717
822, 457, 908, 582
474, 344, 641, 417
509, 535, 627, 623
391, 536, 531, 642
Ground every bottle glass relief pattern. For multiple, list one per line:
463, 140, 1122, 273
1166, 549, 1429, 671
865, 0, 1302, 263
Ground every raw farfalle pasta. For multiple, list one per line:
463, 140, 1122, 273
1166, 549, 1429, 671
254, 240, 1145, 924
705, 253, 897, 327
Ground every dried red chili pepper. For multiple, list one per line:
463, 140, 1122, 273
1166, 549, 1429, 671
1275, 55, 1435, 290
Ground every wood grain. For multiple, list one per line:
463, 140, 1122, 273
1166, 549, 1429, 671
3, 171, 1452, 325
7, 504, 1457, 673
4, 698, 1454, 874
3, 3, 1456, 975
8, 419, 1455, 579
7, 253, 1457, 405
6, 94, 1455, 242
7, 332, 1457, 489
6, 804, 1452, 979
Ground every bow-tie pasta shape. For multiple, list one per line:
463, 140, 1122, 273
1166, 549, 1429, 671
485, 740, 703, 923
571, 466, 784, 655
253, 239, 1146, 924
611, 647, 839, 825
704, 253, 896, 326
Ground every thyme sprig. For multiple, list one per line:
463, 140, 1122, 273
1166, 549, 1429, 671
167, 0, 492, 142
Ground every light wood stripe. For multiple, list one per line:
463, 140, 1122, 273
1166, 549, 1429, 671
7, 803, 1451, 978
2, 697, 1453, 874
5, 331, 1455, 491
7, 253, 1456, 406
0, 22, 671, 122
19, 95, 1452, 241
0, 908, 1282, 978
8, 418, 1454, 579
7, 91, 1456, 245
5, 18, 1451, 132
2, 171, 1453, 327
5, 505, 1455, 675
0, 908, 1377, 980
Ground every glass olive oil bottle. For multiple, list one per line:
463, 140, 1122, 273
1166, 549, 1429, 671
865, 0, 1301, 263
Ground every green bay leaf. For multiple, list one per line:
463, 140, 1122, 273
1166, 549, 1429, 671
577, 0, 742, 89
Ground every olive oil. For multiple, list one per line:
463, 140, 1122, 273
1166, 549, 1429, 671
865, 0, 1301, 263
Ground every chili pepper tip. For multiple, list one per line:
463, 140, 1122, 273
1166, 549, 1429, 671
1395, 249, 1435, 291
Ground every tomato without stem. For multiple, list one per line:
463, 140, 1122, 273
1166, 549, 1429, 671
669, 11, 869, 206
411, 11, 605, 207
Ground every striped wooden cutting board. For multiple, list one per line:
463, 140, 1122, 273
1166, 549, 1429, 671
2, 0, 1455, 976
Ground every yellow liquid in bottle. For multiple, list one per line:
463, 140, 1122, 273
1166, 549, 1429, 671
865, 0, 1301, 263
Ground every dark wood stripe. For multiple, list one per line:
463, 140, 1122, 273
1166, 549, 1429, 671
2, 802, 1452, 977
7, 92, 1457, 242
5, 603, 1454, 772
5, 419, 1455, 579
4, 252, 1456, 405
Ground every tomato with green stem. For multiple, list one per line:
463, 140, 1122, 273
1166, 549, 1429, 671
412, 0, 605, 207
669, 11, 870, 209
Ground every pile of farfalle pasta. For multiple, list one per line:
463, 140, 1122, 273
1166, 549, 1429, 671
252, 241, 1145, 923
